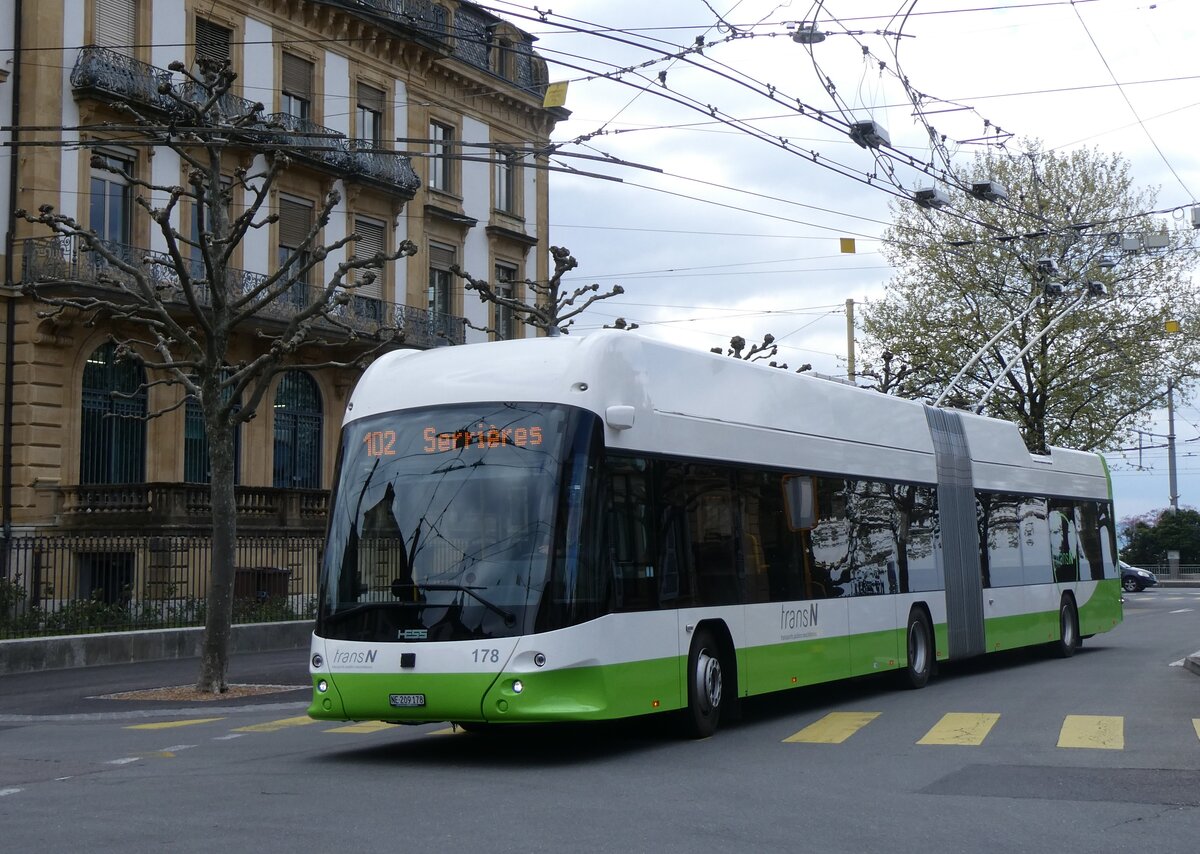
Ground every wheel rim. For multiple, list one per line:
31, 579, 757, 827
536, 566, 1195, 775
695, 648, 722, 714
908, 622, 928, 675
1061, 606, 1076, 647
1123, 579, 1137, 592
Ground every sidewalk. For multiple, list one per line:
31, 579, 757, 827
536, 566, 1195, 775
0, 647, 310, 718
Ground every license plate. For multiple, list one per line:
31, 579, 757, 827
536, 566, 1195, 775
389, 693, 426, 708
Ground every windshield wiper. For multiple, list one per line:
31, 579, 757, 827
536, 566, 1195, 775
320, 600, 421, 625
418, 584, 516, 626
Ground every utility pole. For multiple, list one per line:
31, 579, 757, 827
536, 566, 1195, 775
1165, 318, 1181, 514
845, 298, 855, 383
1167, 378, 1179, 514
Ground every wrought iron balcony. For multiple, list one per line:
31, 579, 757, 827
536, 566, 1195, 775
21, 235, 466, 348
259, 112, 353, 172
310, 1, 546, 98
69, 48, 420, 197
316, 0, 449, 44
347, 140, 421, 193
70, 45, 176, 113
177, 80, 264, 124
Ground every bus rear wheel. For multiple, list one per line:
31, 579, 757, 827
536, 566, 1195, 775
901, 608, 933, 689
1054, 597, 1079, 658
684, 628, 724, 739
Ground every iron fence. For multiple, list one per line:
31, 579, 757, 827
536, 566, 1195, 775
0, 533, 323, 640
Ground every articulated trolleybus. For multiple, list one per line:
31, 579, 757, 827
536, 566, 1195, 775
308, 332, 1122, 737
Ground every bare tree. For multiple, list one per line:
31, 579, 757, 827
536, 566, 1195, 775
711, 334, 811, 372
451, 245, 624, 336
18, 60, 416, 692
855, 350, 932, 398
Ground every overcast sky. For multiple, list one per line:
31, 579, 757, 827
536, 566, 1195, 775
494, 0, 1199, 525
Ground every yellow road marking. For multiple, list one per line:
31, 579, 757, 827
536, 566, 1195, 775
1193, 719, 1200, 742
324, 721, 395, 734
917, 713, 1000, 746
1058, 715, 1124, 750
429, 726, 464, 736
232, 716, 319, 733
784, 712, 881, 744
125, 718, 224, 730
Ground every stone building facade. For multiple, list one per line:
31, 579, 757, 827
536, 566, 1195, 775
0, 0, 564, 549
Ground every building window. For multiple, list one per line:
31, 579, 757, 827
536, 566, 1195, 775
94, 0, 137, 58
351, 217, 386, 321
428, 242, 455, 317
494, 150, 517, 214
277, 196, 313, 309
428, 121, 454, 193
273, 371, 322, 489
184, 372, 242, 485
195, 17, 232, 67
492, 37, 514, 80
494, 263, 519, 340
89, 151, 134, 246
281, 53, 313, 121
81, 342, 146, 485
355, 83, 385, 148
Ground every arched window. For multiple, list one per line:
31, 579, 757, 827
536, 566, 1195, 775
81, 342, 146, 484
272, 371, 322, 489
184, 370, 242, 484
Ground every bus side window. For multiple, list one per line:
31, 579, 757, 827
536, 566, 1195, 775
1049, 500, 1079, 583
658, 507, 682, 603
606, 458, 658, 612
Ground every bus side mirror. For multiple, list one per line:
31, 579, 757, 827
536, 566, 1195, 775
783, 476, 817, 531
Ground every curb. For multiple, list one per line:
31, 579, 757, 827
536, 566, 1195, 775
1186, 653, 1200, 678
0, 621, 313, 675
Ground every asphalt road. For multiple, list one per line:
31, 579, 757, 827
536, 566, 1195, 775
2, 588, 1198, 853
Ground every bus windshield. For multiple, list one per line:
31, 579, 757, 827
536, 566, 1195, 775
318, 402, 597, 643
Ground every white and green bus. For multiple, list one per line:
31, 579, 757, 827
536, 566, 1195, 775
308, 331, 1122, 737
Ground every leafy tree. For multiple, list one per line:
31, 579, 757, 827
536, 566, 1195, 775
452, 245, 624, 336
1120, 508, 1200, 566
861, 140, 1200, 453
18, 60, 415, 692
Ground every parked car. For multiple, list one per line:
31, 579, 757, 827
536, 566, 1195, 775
1120, 561, 1158, 592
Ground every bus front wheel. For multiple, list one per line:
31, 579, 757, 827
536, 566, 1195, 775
684, 628, 724, 739
901, 608, 933, 689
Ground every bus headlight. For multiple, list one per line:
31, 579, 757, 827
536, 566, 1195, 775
512, 680, 524, 694
311, 654, 324, 669
317, 679, 328, 693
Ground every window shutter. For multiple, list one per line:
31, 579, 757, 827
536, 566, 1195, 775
278, 198, 312, 248
282, 53, 313, 99
95, 0, 137, 56
195, 18, 232, 65
429, 243, 455, 269
352, 218, 386, 298
357, 83, 385, 115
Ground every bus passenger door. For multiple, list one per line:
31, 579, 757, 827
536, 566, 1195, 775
606, 458, 684, 714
